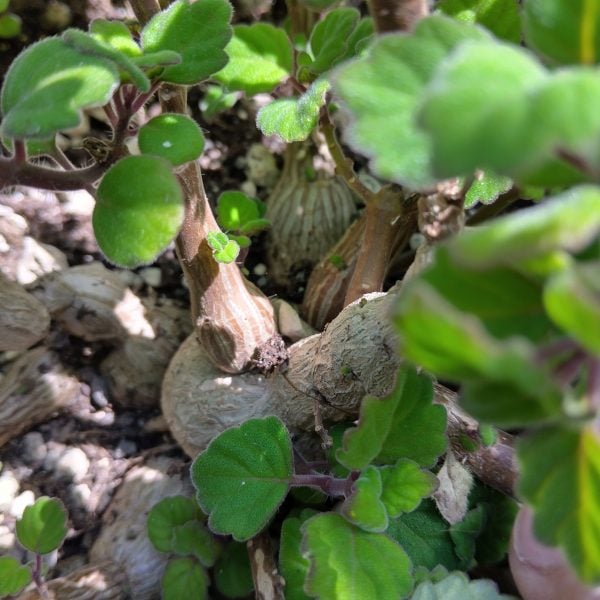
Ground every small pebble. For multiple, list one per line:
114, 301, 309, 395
43, 443, 66, 472
0, 525, 15, 552
253, 263, 267, 276
114, 439, 137, 459
70, 483, 91, 508
55, 448, 90, 483
0, 472, 19, 512
10, 490, 35, 518
22, 432, 47, 464
143, 415, 169, 433
139, 267, 162, 288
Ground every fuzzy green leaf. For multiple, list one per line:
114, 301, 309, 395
217, 191, 261, 231
0, 556, 32, 597
380, 460, 438, 518
208, 234, 240, 263
449, 507, 484, 568
256, 78, 330, 142
138, 113, 205, 166
523, 0, 600, 65
1, 37, 119, 139
437, 0, 521, 43
141, 0, 232, 85
412, 571, 510, 599
131, 50, 182, 70
464, 171, 513, 209
215, 23, 292, 94
90, 19, 142, 57
302, 513, 413, 600
172, 521, 219, 567
280, 511, 316, 600
341, 466, 388, 532
214, 542, 254, 599
93, 156, 184, 268
191, 417, 293, 541
161, 558, 208, 600
332, 15, 490, 188
200, 84, 239, 121
544, 262, 600, 355
147, 495, 201, 553
518, 425, 600, 583
337, 365, 447, 470
16, 496, 68, 554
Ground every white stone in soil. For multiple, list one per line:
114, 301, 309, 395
0, 471, 19, 512
22, 431, 47, 464
70, 483, 91, 508
55, 448, 90, 483
139, 267, 162, 288
10, 490, 35, 518
0, 525, 15, 552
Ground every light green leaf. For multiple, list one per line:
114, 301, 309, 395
341, 466, 388, 532
0, 12, 21, 38
90, 19, 142, 57
0, 0, 9, 12
280, 512, 315, 600
172, 520, 219, 567
0, 556, 32, 597
411, 571, 510, 599
523, 0, 600, 65
464, 171, 513, 209
518, 425, 600, 583
544, 262, 600, 355
138, 113, 205, 166
215, 23, 292, 94
1, 37, 119, 139
437, 0, 521, 43
215, 239, 240, 263
93, 156, 184, 268
16, 496, 68, 554
380, 460, 438, 518
216, 191, 260, 231
190, 417, 293, 541
161, 557, 208, 600
336, 365, 447, 470
256, 78, 330, 142
147, 495, 201, 553
302, 513, 413, 600
131, 50, 182, 70
200, 84, 239, 121
214, 542, 254, 599
141, 0, 232, 85
332, 15, 490, 188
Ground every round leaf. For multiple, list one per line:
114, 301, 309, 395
216, 191, 260, 231
147, 495, 201, 553
0, 13, 21, 38
16, 496, 68, 554
172, 521, 220, 567
214, 542, 254, 598
161, 557, 208, 600
90, 19, 142, 57
139, 113, 205, 166
0, 556, 32, 596
190, 416, 293, 541
93, 155, 184, 268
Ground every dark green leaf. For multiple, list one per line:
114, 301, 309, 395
161, 557, 208, 600
16, 496, 68, 554
172, 520, 219, 567
215, 23, 293, 94
341, 466, 388, 532
449, 506, 484, 568
141, 0, 232, 85
147, 495, 201, 553
0, 556, 31, 596
1, 38, 119, 139
518, 425, 600, 582
0, 12, 21, 38
214, 542, 254, 598
380, 460, 438, 517
93, 155, 184, 268
302, 513, 413, 600
190, 417, 293, 541
138, 113, 205, 166
336, 365, 447, 469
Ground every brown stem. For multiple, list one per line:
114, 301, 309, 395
367, 0, 428, 33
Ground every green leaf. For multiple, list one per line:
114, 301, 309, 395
62, 28, 150, 91
308, 8, 360, 74
138, 113, 205, 166
449, 506, 484, 568
93, 155, 184, 268
216, 191, 260, 231
239, 218, 270, 235
161, 557, 208, 600
214, 238, 240, 262
256, 78, 330, 142
0, 12, 21, 38
332, 15, 490, 188
141, 0, 232, 85
523, 0, 600, 65
280, 513, 314, 600
336, 365, 447, 469
411, 571, 510, 599
90, 19, 142, 57
544, 262, 600, 355
386, 500, 461, 571
172, 521, 219, 567
1, 37, 119, 139
380, 460, 438, 518
302, 513, 413, 600
518, 425, 600, 583
214, 542, 254, 599
341, 466, 388, 532
464, 171, 513, 209
190, 417, 293, 541
131, 50, 182, 70
200, 84, 239, 121
147, 495, 201, 553
16, 496, 68, 554
0, 556, 32, 597
215, 23, 293, 94
437, 0, 521, 43
0, 0, 9, 12
207, 231, 229, 250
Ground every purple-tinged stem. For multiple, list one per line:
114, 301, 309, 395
291, 472, 359, 497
